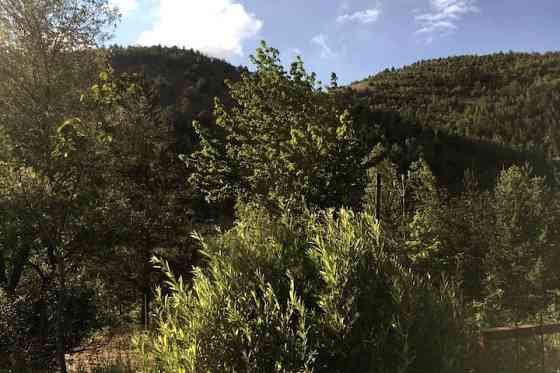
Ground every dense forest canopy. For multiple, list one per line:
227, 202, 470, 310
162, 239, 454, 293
108, 45, 242, 153
106, 47, 560, 189
2, 1, 560, 371
353, 52, 560, 159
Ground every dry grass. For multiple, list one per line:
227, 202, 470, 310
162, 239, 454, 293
65, 327, 140, 373
0, 327, 150, 373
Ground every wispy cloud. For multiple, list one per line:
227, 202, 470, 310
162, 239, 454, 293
337, 5, 382, 25
137, 0, 263, 59
109, 0, 139, 16
415, 0, 478, 42
289, 48, 303, 57
311, 34, 338, 59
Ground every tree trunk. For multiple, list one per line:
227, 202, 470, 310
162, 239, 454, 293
6, 246, 31, 296
140, 289, 151, 329
139, 246, 153, 329
0, 252, 6, 290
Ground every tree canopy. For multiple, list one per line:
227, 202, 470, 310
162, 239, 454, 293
187, 43, 371, 209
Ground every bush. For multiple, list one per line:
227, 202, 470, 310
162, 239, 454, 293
0, 289, 18, 356
140, 203, 474, 372
0, 286, 98, 370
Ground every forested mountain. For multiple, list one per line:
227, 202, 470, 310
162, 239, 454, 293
351, 52, 560, 184
107, 48, 560, 187
109, 46, 242, 153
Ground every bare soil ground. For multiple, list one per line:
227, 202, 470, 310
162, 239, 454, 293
65, 328, 139, 373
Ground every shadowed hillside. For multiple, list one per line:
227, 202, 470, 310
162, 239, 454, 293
109, 45, 242, 153
350, 52, 560, 185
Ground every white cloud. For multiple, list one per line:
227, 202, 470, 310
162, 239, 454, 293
289, 48, 303, 56
136, 0, 263, 59
415, 0, 478, 41
109, 0, 139, 16
311, 34, 338, 59
337, 7, 382, 25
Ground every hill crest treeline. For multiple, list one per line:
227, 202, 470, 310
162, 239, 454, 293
109, 46, 560, 187
353, 51, 560, 156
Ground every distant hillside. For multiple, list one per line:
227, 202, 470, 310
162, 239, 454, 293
352, 52, 560, 158
109, 45, 241, 153
105, 47, 560, 187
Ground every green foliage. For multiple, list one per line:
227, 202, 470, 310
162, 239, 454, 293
3, 30, 560, 372
0, 0, 118, 173
353, 52, 560, 185
354, 52, 560, 152
188, 42, 367, 209
0, 287, 98, 369
361, 158, 451, 277
66, 69, 197, 327
436, 172, 495, 299
108, 45, 241, 154
141, 204, 472, 372
0, 289, 17, 350
483, 165, 560, 322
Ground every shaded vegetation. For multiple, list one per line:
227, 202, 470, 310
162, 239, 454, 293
140, 204, 472, 373
109, 45, 242, 154
352, 52, 560, 185
1, 1, 560, 371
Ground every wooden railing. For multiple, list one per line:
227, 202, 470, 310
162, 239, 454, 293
478, 323, 560, 373
480, 323, 560, 350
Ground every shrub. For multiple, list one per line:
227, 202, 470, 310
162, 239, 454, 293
141, 203, 474, 372
0, 286, 98, 370
0, 289, 18, 355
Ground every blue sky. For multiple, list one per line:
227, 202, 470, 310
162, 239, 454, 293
109, 0, 560, 84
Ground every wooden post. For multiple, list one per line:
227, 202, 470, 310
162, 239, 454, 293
401, 174, 406, 241
144, 292, 148, 329
375, 172, 381, 221
401, 174, 406, 222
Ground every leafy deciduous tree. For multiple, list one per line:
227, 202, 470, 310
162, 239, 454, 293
0, 0, 117, 370
187, 42, 366, 209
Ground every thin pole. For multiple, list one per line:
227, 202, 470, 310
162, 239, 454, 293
401, 174, 406, 241
375, 172, 381, 222
541, 261, 545, 373
144, 292, 148, 330
401, 174, 405, 221
541, 312, 545, 373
